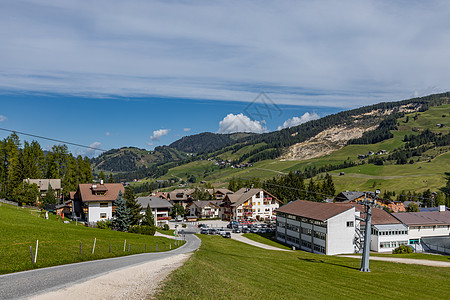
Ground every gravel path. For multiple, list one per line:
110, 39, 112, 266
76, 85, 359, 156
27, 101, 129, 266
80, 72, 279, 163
30, 253, 192, 300
231, 233, 291, 251
339, 255, 450, 267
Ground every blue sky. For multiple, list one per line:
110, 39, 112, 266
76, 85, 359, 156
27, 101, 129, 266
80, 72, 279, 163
1, 1, 450, 156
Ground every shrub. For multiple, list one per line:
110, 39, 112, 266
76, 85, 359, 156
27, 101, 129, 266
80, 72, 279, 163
182, 223, 187, 228
393, 245, 413, 254
96, 220, 112, 229
128, 225, 156, 236
163, 224, 170, 231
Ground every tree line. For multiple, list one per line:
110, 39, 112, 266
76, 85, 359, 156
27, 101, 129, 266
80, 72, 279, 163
0, 133, 92, 204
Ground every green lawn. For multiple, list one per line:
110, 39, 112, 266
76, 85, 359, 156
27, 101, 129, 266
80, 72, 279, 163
155, 235, 450, 299
242, 233, 291, 250
0, 203, 184, 275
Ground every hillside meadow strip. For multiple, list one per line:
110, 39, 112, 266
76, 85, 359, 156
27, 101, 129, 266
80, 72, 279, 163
0, 203, 184, 275
154, 235, 450, 299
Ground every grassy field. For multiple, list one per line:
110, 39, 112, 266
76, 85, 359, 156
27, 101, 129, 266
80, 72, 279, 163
0, 203, 184, 275
155, 235, 450, 299
242, 233, 291, 250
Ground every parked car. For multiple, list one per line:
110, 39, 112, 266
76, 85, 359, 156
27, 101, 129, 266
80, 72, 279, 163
259, 229, 266, 234
218, 230, 226, 236
232, 228, 241, 233
251, 228, 259, 234
242, 228, 251, 233
208, 228, 217, 235
224, 232, 231, 238
200, 228, 209, 234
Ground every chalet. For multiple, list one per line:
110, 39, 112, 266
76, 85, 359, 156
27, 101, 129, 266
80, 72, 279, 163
73, 182, 125, 223
223, 188, 282, 221
276, 200, 408, 255
23, 178, 61, 199
136, 196, 173, 227
188, 200, 223, 219
167, 189, 195, 208
204, 188, 233, 199
334, 191, 404, 212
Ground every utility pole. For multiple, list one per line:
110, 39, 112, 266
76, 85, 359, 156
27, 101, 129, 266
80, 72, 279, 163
358, 190, 379, 272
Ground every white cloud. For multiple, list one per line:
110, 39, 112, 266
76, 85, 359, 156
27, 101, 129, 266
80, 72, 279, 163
183, 128, 191, 132
150, 129, 170, 141
0, 115, 6, 122
147, 142, 154, 146
105, 132, 110, 136
84, 141, 102, 158
0, 1, 449, 107
278, 112, 320, 130
218, 113, 267, 134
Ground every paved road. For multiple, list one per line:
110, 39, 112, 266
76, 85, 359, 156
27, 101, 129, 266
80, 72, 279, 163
231, 233, 291, 251
0, 233, 201, 300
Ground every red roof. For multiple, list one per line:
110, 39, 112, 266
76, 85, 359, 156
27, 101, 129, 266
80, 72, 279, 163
77, 183, 124, 202
335, 203, 402, 225
276, 200, 353, 221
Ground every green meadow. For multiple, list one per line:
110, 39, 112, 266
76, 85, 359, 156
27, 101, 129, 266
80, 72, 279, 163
155, 235, 450, 300
0, 203, 183, 275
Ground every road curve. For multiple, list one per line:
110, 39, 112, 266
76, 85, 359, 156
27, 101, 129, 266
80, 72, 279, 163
0, 233, 200, 300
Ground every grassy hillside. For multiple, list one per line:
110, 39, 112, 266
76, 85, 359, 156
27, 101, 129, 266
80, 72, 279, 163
0, 203, 183, 275
155, 235, 450, 299
141, 104, 450, 195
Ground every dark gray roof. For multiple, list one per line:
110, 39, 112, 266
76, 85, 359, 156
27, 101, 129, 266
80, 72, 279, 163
335, 191, 365, 202
136, 197, 173, 209
394, 211, 450, 226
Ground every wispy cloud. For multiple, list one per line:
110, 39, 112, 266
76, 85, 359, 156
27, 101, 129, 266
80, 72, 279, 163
150, 129, 169, 141
218, 113, 266, 134
0, 1, 449, 107
183, 128, 191, 132
278, 112, 320, 130
0, 115, 6, 122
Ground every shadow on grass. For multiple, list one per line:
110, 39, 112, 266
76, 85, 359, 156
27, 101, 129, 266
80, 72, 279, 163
297, 257, 360, 271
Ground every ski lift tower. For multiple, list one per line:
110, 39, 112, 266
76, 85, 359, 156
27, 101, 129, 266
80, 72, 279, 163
357, 189, 380, 272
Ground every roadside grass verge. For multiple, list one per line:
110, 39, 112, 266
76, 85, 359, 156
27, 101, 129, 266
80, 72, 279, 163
154, 235, 450, 299
0, 203, 184, 275
156, 228, 176, 236
242, 233, 291, 250
345, 252, 450, 262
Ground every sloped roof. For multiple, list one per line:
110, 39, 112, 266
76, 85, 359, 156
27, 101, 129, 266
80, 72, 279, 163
136, 196, 173, 209
335, 203, 401, 225
77, 183, 124, 202
24, 179, 61, 190
189, 200, 223, 209
205, 188, 233, 195
335, 191, 365, 202
393, 211, 450, 226
277, 200, 353, 221
168, 189, 195, 200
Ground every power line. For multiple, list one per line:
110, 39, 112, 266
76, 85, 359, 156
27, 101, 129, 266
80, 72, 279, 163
0, 127, 107, 152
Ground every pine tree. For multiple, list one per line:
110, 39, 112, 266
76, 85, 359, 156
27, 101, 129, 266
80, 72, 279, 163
107, 173, 115, 183
124, 186, 142, 225
113, 191, 131, 231
142, 204, 155, 227
99, 171, 106, 182
41, 184, 57, 207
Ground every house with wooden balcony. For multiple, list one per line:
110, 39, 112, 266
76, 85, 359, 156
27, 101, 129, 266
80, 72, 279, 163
188, 200, 223, 219
223, 188, 282, 221
136, 196, 173, 227
73, 181, 125, 223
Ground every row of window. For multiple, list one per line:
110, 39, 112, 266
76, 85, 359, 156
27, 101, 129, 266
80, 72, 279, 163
410, 225, 449, 230
301, 240, 312, 249
279, 213, 326, 227
372, 229, 408, 236
313, 244, 326, 253
287, 236, 299, 245
281, 222, 326, 240
380, 241, 408, 248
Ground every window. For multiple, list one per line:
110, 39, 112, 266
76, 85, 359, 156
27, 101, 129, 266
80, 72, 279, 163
100, 213, 107, 218
314, 231, 326, 240
100, 202, 108, 208
346, 221, 354, 227
301, 228, 312, 236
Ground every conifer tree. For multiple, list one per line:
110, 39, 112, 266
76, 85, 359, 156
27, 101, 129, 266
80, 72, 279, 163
113, 191, 131, 231
142, 204, 155, 227
124, 186, 142, 225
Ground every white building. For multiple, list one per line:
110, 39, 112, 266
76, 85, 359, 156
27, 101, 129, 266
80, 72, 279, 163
276, 200, 408, 255
73, 182, 124, 223
188, 200, 223, 219
223, 188, 282, 221
393, 206, 450, 245
136, 196, 173, 227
